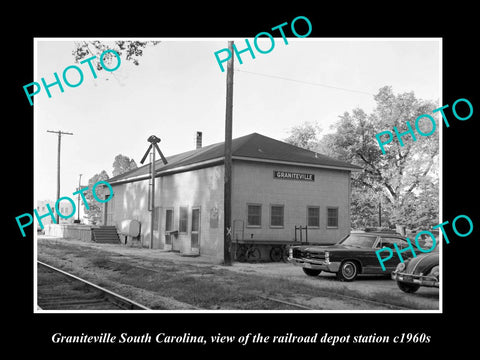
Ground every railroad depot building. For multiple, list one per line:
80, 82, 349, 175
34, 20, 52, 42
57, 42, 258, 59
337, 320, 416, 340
106, 133, 360, 263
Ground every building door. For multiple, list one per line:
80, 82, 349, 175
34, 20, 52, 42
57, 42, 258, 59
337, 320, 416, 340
165, 209, 173, 251
152, 206, 161, 249
191, 207, 200, 253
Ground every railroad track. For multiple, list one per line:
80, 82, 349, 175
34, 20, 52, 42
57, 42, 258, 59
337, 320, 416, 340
37, 257, 411, 311
257, 292, 411, 311
37, 261, 150, 310
88, 259, 411, 310
314, 289, 412, 310
256, 295, 315, 310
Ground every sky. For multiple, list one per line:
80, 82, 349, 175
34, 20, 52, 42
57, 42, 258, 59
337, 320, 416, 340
34, 38, 441, 203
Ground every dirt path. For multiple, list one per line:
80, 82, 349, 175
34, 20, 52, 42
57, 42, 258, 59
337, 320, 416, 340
36, 236, 439, 311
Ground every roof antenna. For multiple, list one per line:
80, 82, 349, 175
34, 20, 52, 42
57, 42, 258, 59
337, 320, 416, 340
140, 135, 168, 165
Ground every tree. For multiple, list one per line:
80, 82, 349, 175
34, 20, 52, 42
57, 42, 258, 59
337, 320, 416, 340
112, 154, 138, 177
319, 86, 439, 229
350, 185, 385, 229
284, 121, 322, 151
72, 40, 160, 79
84, 170, 109, 225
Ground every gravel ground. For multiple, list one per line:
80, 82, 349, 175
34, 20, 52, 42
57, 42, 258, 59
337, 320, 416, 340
36, 235, 440, 311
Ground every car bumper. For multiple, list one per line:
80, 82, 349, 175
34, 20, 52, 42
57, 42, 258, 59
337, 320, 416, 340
391, 271, 439, 288
288, 257, 340, 273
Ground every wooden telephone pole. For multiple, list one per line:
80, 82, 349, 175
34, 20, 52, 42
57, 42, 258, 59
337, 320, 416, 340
224, 41, 234, 265
77, 173, 83, 222
47, 130, 73, 223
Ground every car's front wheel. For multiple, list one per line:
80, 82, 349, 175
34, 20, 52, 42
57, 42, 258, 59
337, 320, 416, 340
302, 268, 322, 276
397, 281, 420, 293
337, 260, 359, 281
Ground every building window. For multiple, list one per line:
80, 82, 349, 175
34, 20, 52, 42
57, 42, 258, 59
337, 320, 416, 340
179, 207, 188, 233
165, 209, 173, 232
327, 207, 338, 228
247, 204, 262, 227
307, 206, 320, 227
270, 205, 284, 227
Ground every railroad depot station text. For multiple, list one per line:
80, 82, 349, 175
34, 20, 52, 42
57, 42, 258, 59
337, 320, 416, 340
51, 331, 431, 345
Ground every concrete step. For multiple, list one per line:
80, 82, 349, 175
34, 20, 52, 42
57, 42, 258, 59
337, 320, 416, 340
92, 227, 120, 244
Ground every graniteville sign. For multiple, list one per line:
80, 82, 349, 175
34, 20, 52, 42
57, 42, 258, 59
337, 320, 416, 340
273, 170, 315, 181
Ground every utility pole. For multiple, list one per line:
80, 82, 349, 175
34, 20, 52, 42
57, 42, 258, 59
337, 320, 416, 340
224, 41, 234, 266
47, 130, 73, 224
378, 199, 382, 227
150, 148, 156, 248
77, 173, 83, 222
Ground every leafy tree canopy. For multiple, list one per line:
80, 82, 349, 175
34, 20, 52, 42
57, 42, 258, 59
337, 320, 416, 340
72, 40, 160, 74
84, 170, 109, 225
286, 86, 439, 229
112, 154, 138, 177
284, 121, 322, 151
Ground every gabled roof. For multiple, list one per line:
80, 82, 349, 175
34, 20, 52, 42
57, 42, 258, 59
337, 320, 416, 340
108, 133, 361, 185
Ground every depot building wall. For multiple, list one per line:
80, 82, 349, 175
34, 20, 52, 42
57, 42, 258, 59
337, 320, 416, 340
108, 165, 225, 262
231, 160, 351, 244
157, 165, 224, 260
108, 160, 352, 262
107, 180, 150, 244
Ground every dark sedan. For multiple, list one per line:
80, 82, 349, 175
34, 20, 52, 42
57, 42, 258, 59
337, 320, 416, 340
288, 231, 414, 281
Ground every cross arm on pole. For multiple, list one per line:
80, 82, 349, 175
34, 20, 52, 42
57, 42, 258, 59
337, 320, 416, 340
47, 130, 74, 136
153, 142, 168, 165
140, 135, 167, 165
140, 144, 153, 164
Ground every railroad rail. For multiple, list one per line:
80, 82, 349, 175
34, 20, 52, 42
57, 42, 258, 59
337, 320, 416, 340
257, 292, 411, 311
256, 295, 315, 310
37, 259, 413, 311
303, 287, 412, 310
37, 261, 150, 310
90, 259, 408, 310
97, 258, 414, 310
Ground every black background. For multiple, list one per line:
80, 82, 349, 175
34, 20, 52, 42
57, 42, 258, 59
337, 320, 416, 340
7, 4, 478, 356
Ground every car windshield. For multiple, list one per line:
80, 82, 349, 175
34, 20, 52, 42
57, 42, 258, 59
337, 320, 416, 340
339, 234, 376, 248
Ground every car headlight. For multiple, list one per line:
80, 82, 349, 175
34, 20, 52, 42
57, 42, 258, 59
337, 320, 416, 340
395, 262, 406, 272
429, 265, 439, 279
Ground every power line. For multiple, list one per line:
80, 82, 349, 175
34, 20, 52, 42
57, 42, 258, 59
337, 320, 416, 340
235, 69, 374, 96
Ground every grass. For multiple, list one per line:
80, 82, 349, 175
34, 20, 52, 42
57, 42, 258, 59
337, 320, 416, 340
76, 254, 300, 309
38, 239, 436, 310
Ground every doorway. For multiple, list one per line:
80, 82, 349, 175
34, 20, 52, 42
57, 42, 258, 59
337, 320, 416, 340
165, 208, 173, 251
191, 207, 200, 253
